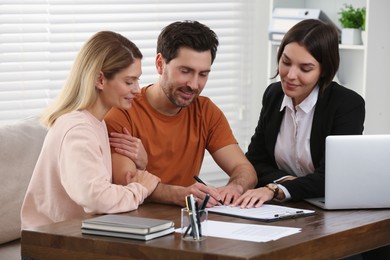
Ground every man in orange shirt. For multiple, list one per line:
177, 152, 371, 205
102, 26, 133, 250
105, 21, 257, 207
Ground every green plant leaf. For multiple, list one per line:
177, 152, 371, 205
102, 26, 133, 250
338, 4, 366, 29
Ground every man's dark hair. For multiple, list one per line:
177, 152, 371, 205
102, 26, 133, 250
157, 20, 219, 64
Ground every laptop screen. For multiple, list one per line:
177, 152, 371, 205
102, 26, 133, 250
307, 135, 390, 209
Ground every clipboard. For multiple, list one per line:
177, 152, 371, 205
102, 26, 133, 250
207, 204, 315, 222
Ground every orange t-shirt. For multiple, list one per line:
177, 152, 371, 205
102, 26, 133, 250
105, 86, 237, 186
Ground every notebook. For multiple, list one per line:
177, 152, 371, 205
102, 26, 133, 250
81, 215, 174, 235
305, 135, 390, 210
81, 226, 175, 241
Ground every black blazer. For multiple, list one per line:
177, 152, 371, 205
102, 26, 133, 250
246, 81, 365, 200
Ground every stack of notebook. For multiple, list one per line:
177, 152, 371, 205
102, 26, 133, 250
81, 215, 175, 241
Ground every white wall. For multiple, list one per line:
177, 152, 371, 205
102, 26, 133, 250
364, 0, 390, 134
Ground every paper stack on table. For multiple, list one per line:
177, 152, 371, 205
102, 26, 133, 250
203, 220, 301, 242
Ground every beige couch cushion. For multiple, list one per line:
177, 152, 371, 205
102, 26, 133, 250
0, 117, 47, 244
0, 239, 21, 258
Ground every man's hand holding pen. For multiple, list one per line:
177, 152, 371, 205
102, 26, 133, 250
193, 176, 225, 207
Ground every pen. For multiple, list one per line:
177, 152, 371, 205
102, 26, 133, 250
200, 194, 210, 211
194, 199, 202, 237
183, 196, 193, 238
274, 210, 305, 219
184, 195, 198, 239
193, 176, 225, 205
188, 194, 200, 240
198, 193, 210, 237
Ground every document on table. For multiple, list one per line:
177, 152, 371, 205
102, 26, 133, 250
175, 220, 301, 242
207, 204, 315, 222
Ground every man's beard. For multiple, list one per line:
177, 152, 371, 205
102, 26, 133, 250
163, 84, 198, 108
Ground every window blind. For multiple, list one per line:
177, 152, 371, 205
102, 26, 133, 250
0, 0, 256, 186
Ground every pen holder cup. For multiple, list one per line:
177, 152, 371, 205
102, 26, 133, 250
181, 208, 207, 241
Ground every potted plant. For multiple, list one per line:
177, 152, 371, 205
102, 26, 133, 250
338, 4, 366, 45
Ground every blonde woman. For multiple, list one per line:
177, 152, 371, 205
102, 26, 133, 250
21, 31, 160, 229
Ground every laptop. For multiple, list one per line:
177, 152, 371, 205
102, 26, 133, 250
305, 135, 390, 210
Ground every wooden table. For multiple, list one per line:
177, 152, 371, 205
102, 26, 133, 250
21, 202, 390, 260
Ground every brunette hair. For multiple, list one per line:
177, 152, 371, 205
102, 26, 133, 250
157, 20, 219, 64
274, 19, 340, 92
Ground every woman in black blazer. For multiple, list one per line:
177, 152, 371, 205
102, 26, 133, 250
234, 19, 365, 207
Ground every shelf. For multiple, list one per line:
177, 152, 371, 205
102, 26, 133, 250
339, 44, 365, 50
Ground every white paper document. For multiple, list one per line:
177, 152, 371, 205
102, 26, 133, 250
176, 220, 301, 242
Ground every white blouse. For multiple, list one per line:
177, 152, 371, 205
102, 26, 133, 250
274, 86, 319, 199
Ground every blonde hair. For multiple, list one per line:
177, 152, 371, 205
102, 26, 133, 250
41, 31, 142, 127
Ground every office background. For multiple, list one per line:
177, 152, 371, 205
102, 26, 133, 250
1, 0, 389, 186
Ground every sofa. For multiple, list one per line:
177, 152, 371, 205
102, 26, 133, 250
0, 117, 47, 259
